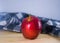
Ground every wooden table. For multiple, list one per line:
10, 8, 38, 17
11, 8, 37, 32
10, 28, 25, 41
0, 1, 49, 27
0, 30, 60, 43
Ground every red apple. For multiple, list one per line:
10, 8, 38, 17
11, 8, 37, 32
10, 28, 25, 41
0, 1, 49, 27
21, 16, 42, 39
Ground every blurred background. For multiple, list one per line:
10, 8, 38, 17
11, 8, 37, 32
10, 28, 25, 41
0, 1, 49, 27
0, 0, 60, 20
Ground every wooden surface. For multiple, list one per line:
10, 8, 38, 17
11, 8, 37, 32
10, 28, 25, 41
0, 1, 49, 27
0, 30, 60, 43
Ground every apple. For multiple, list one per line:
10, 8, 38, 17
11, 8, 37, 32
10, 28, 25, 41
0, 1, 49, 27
21, 16, 42, 39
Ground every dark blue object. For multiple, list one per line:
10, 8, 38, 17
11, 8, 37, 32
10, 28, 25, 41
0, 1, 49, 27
0, 12, 29, 32
51, 27, 60, 37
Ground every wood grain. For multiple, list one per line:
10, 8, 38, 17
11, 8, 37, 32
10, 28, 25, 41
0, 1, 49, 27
0, 30, 60, 43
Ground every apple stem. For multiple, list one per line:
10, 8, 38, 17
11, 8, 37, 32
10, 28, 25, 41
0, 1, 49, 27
28, 15, 31, 21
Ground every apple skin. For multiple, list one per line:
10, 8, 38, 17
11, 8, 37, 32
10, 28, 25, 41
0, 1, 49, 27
21, 16, 42, 39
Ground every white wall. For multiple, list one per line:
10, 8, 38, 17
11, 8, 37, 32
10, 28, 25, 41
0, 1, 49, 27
0, 0, 60, 20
